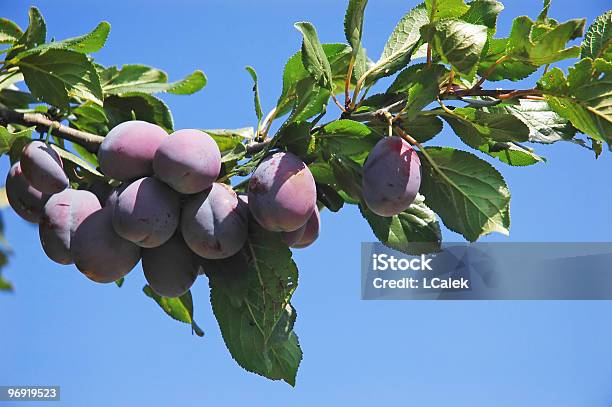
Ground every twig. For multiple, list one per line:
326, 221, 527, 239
331, 94, 346, 112
0, 106, 104, 152
472, 55, 510, 89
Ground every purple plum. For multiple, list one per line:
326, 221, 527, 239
20, 141, 69, 194
5, 162, 48, 223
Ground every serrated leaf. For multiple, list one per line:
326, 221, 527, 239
276, 121, 313, 157
419, 147, 511, 241
538, 59, 612, 144
477, 38, 538, 82
287, 77, 330, 124
294, 22, 333, 90
0, 88, 37, 109
368, 3, 429, 83
277, 44, 351, 117
208, 223, 301, 386
420, 20, 488, 79
398, 114, 444, 143
245, 66, 263, 124
460, 0, 503, 35
50, 144, 104, 180
442, 114, 544, 166
345, 0, 368, 58
101, 64, 206, 95
507, 16, 586, 66
487, 100, 577, 144
318, 119, 378, 156
206, 128, 254, 152
426, 0, 469, 21
581, 11, 612, 60
447, 107, 530, 142
221, 142, 247, 163
360, 194, 441, 255
0, 18, 23, 44
7, 7, 45, 59
18, 49, 103, 109
70, 102, 109, 136
144, 286, 204, 337
388, 63, 446, 120
12, 21, 110, 60
0, 126, 32, 156
104, 92, 173, 132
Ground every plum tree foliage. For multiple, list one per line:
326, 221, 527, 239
0, 1, 610, 385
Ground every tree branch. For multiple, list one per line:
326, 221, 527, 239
0, 106, 104, 153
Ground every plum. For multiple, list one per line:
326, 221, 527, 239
21, 140, 69, 194
291, 207, 320, 248
5, 162, 48, 223
248, 152, 316, 232
362, 136, 421, 217
71, 207, 141, 283
98, 120, 167, 181
112, 177, 180, 248
142, 233, 199, 297
181, 183, 248, 259
153, 129, 221, 194
104, 183, 128, 207
39, 189, 102, 265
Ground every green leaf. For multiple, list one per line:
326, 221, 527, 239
7, 7, 45, 59
316, 183, 345, 212
0, 18, 23, 44
143, 286, 204, 337
420, 20, 488, 79
507, 16, 586, 66
344, 0, 369, 59
330, 155, 363, 202
446, 107, 530, 142
426, 0, 469, 21
115, 277, 124, 288
12, 21, 110, 60
538, 59, 612, 144
443, 114, 545, 166
276, 121, 313, 157
287, 78, 330, 124
398, 114, 444, 143
537, 0, 552, 23
0, 126, 32, 156
388, 63, 446, 120
221, 142, 247, 163
368, 3, 429, 83
70, 102, 109, 136
277, 44, 351, 117
419, 147, 511, 241
104, 92, 173, 133
581, 11, 612, 60
477, 38, 538, 81
0, 88, 37, 109
318, 119, 378, 156
460, 0, 504, 35
294, 22, 334, 90
360, 194, 441, 255
206, 128, 254, 152
208, 223, 301, 386
50, 145, 104, 180
18, 49, 103, 109
101, 64, 206, 95
486, 100, 577, 144
245, 66, 264, 124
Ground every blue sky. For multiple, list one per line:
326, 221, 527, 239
1, 1, 612, 406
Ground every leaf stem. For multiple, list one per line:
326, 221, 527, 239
345, 54, 356, 109
331, 93, 346, 112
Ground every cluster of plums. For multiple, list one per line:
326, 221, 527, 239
5, 121, 333, 298
5, 119, 421, 298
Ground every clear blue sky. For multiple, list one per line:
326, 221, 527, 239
1, 1, 612, 406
